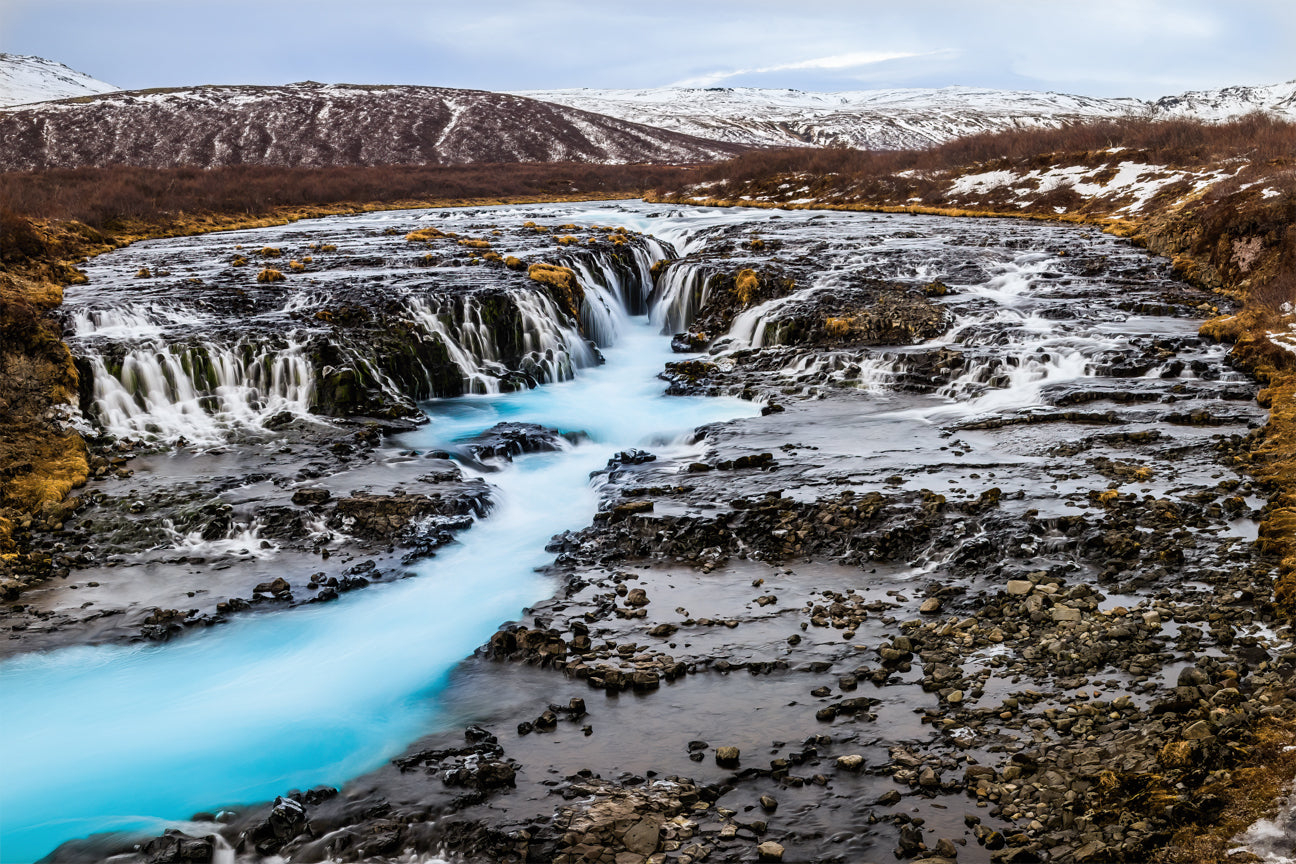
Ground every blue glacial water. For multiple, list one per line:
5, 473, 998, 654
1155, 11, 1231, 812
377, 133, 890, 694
0, 318, 757, 863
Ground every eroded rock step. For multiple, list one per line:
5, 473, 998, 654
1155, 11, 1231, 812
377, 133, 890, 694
3, 212, 669, 652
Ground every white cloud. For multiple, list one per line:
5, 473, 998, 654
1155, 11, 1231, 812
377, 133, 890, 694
672, 50, 929, 88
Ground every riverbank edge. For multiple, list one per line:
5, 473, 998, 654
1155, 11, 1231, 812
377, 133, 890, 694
0, 190, 644, 591
644, 187, 1296, 862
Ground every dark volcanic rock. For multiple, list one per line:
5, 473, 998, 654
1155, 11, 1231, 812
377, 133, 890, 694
456, 422, 580, 464
329, 489, 488, 541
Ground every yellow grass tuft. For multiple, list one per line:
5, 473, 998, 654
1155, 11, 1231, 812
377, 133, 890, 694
458, 238, 492, 249
405, 227, 446, 242
259, 246, 281, 258
257, 268, 285, 283
527, 263, 583, 319
824, 316, 854, 337
288, 260, 305, 272
734, 268, 760, 305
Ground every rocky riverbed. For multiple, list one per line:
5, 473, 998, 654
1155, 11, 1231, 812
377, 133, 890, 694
6, 201, 1292, 864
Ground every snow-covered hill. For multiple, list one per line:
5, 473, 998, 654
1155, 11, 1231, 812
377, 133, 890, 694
0, 54, 117, 107
1151, 80, 1296, 120
515, 82, 1296, 150
511, 86, 1142, 149
0, 82, 746, 170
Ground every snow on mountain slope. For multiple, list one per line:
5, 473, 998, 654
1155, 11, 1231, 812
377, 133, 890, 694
0, 83, 747, 170
0, 54, 117, 107
511, 86, 1145, 149
515, 82, 1296, 150
1151, 80, 1296, 120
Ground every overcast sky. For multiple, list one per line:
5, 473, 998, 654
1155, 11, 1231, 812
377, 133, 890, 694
3, 0, 1293, 99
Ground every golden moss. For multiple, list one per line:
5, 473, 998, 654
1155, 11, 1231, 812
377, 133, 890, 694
504, 256, 525, 270
527, 263, 583, 320
259, 246, 281, 257
734, 269, 760, 305
556, 235, 578, 246
405, 227, 446, 242
458, 238, 492, 249
2, 433, 88, 513
1158, 739, 1197, 768
1098, 489, 1120, 504
483, 252, 502, 263
231, 255, 248, 267
135, 267, 151, 278
256, 268, 285, 283
824, 316, 854, 337
288, 260, 306, 272
319, 244, 337, 252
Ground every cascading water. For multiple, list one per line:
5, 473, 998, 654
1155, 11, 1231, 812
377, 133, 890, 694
84, 337, 318, 445
2, 200, 1277, 863
0, 208, 758, 863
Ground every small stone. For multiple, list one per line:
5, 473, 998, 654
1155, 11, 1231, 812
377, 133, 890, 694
920, 598, 942, 614
836, 754, 865, 772
1051, 606, 1081, 623
625, 588, 650, 607
756, 841, 785, 861
716, 747, 741, 768
759, 795, 778, 812
1006, 580, 1033, 596
1183, 720, 1214, 740
947, 690, 964, 704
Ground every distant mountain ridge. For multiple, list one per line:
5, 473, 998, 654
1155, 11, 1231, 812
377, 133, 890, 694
0, 54, 118, 107
1, 52, 1293, 168
510, 86, 1145, 149
0, 82, 746, 170
514, 81, 1296, 150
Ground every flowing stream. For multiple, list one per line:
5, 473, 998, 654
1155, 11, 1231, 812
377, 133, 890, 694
0, 322, 756, 864
0, 201, 1280, 863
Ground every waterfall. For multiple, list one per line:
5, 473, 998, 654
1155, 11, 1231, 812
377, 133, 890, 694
83, 337, 316, 445
70, 239, 667, 444
648, 262, 720, 335
402, 288, 597, 396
